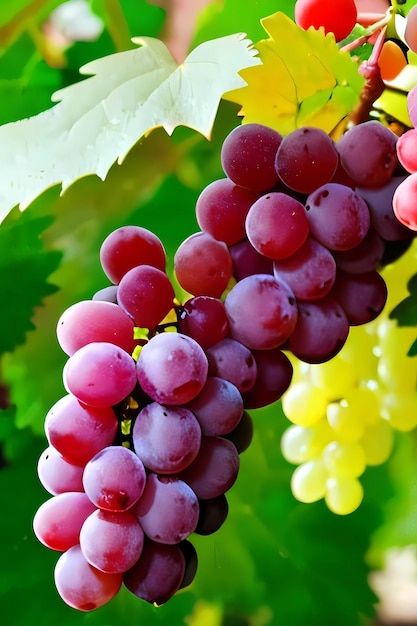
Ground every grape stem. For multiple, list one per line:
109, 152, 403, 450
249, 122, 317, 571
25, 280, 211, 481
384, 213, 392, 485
340, 8, 393, 53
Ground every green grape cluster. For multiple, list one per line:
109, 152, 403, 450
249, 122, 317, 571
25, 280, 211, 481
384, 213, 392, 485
281, 241, 417, 515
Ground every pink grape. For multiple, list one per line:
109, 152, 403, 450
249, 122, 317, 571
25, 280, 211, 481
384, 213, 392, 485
186, 376, 244, 436
54, 544, 122, 611
242, 349, 293, 409
37, 446, 84, 495
177, 296, 230, 349
294, 0, 357, 42
123, 539, 185, 605
63, 342, 137, 408
136, 332, 208, 405
288, 296, 350, 363
117, 264, 175, 330
178, 436, 240, 500
83, 446, 146, 512
332, 228, 385, 274
44, 394, 118, 465
224, 274, 298, 350
132, 402, 202, 473
405, 5, 417, 54
220, 123, 283, 191
134, 473, 199, 544
273, 236, 336, 300
305, 183, 370, 251
393, 172, 417, 231
396, 128, 417, 174
229, 237, 273, 280
205, 338, 257, 393
336, 121, 398, 188
56, 300, 136, 356
33, 492, 96, 552
100, 225, 166, 284
408, 85, 417, 127
195, 177, 260, 245
245, 192, 310, 259
80, 509, 144, 573
275, 126, 339, 194
174, 231, 233, 298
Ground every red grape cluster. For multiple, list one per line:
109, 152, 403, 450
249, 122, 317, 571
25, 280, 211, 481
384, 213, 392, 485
33, 119, 416, 612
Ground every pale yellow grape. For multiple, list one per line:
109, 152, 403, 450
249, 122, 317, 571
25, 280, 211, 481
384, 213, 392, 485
322, 441, 366, 479
280, 418, 333, 464
310, 357, 357, 398
327, 399, 366, 443
346, 386, 381, 425
290, 459, 328, 503
325, 477, 364, 515
361, 420, 394, 466
282, 381, 328, 426
381, 391, 417, 432
341, 326, 379, 381
377, 354, 417, 393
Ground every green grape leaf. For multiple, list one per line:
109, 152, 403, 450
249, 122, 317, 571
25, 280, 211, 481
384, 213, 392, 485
0, 33, 259, 224
0, 209, 62, 354
224, 11, 365, 136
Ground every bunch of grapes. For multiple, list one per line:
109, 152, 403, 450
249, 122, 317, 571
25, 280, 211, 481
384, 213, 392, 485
33, 114, 417, 610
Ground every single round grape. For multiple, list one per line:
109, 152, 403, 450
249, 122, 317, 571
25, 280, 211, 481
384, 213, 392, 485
80, 509, 144, 573
136, 332, 208, 405
275, 126, 339, 194
223, 410, 254, 454
381, 391, 417, 432
360, 420, 394, 466
225, 274, 298, 350
178, 436, 240, 500
336, 121, 398, 189
44, 394, 118, 465
393, 173, 417, 231
186, 376, 243, 436
33, 492, 96, 552
396, 128, 417, 174
294, 0, 357, 42
408, 85, 417, 127
92, 285, 118, 303
178, 539, 198, 590
326, 400, 365, 443
242, 348, 293, 409
305, 183, 370, 251
83, 446, 146, 512
309, 356, 357, 398
123, 539, 185, 605
281, 424, 319, 465
117, 264, 175, 330
195, 494, 229, 535
322, 441, 366, 479
378, 40, 407, 81
37, 446, 84, 495
134, 473, 199, 544
229, 237, 274, 281
132, 402, 201, 473
56, 300, 136, 356
220, 123, 282, 191
205, 338, 257, 394
290, 459, 328, 503
324, 477, 364, 515
404, 5, 417, 54
100, 225, 166, 284
196, 177, 260, 245
288, 296, 350, 364
332, 228, 385, 274
331, 270, 387, 326
54, 544, 122, 611
174, 231, 232, 298
64, 342, 137, 408
282, 381, 328, 427
245, 192, 309, 260
178, 296, 230, 349
273, 236, 336, 299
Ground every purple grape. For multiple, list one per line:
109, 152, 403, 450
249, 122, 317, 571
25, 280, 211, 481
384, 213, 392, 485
288, 296, 350, 363
178, 540, 198, 589
134, 473, 199, 544
178, 296, 230, 349
223, 410, 254, 454
224, 274, 298, 350
332, 227, 385, 274
273, 236, 336, 300
83, 446, 146, 512
37, 446, 84, 495
221, 123, 282, 191
132, 403, 201, 473
186, 376, 244, 436
195, 493, 229, 535
205, 338, 257, 393
331, 270, 388, 325
305, 183, 370, 251
92, 285, 118, 303
229, 237, 273, 280
136, 332, 208, 405
242, 349, 293, 409
63, 342, 137, 408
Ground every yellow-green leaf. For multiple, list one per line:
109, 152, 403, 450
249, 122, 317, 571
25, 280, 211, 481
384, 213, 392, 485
224, 11, 365, 136
0, 33, 260, 224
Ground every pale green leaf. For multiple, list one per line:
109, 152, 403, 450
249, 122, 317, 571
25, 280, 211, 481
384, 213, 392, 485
0, 33, 259, 223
